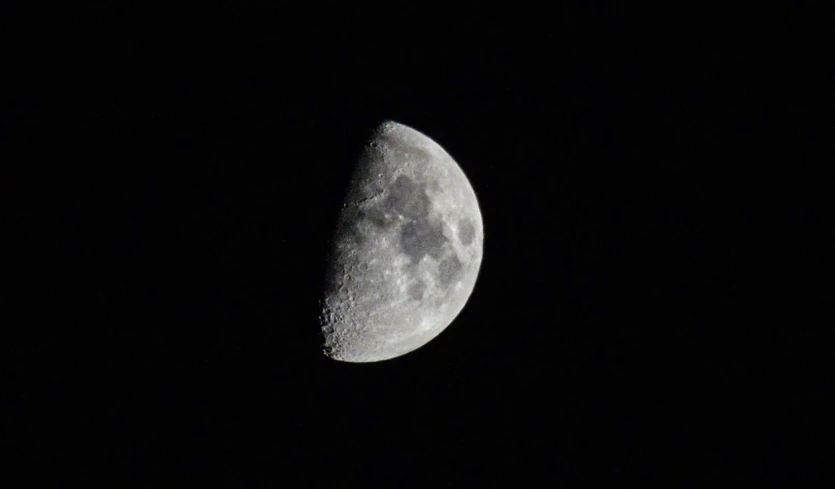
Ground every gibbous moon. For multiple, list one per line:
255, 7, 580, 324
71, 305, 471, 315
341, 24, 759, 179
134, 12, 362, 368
319, 121, 484, 363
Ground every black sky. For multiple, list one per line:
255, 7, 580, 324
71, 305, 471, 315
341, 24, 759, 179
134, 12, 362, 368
5, 5, 832, 487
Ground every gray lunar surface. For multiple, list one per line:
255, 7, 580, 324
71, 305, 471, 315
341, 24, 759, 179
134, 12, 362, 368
319, 121, 484, 363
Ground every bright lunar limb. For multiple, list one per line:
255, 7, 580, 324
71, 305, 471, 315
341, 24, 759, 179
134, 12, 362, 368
319, 121, 484, 363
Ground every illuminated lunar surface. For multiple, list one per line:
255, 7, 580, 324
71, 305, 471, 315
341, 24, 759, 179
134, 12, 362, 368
319, 121, 484, 363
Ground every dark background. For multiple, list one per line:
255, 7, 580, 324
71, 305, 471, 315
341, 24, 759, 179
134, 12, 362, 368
5, 5, 832, 486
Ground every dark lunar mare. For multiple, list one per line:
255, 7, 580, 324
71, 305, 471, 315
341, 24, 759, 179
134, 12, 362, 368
386, 175, 430, 219
437, 255, 464, 287
401, 220, 447, 264
376, 174, 449, 265
361, 207, 391, 229
407, 280, 427, 300
457, 218, 475, 246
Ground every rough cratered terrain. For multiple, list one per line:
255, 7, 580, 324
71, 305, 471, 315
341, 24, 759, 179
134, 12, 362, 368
320, 121, 484, 363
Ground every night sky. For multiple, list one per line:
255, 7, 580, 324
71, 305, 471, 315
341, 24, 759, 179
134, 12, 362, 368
6, 5, 832, 486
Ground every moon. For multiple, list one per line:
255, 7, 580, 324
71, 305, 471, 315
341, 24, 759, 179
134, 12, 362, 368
319, 121, 484, 363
